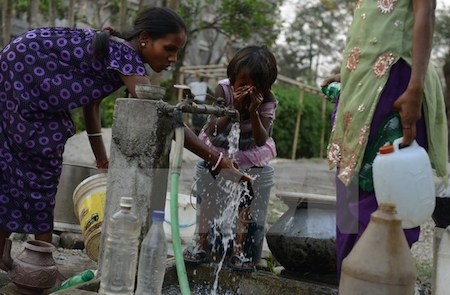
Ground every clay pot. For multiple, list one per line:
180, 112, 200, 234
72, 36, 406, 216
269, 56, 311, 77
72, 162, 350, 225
3, 238, 58, 295
266, 193, 337, 281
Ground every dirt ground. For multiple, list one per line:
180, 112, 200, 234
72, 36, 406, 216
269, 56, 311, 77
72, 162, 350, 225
0, 149, 339, 291
0, 130, 434, 293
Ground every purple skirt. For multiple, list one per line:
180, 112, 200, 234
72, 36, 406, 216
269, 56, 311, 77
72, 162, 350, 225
335, 59, 422, 278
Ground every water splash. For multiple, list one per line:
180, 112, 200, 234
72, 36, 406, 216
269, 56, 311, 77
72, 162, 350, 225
192, 122, 258, 294
210, 122, 241, 295
227, 122, 240, 158
211, 181, 242, 295
163, 284, 236, 295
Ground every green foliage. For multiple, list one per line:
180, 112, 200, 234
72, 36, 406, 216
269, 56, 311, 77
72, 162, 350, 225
276, 0, 352, 83
179, 0, 281, 46
13, 0, 67, 19
434, 6, 450, 63
12, 0, 29, 15
415, 261, 432, 282
160, 78, 176, 102
71, 87, 126, 133
100, 87, 126, 127
267, 198, 288, 224
265, 253, 277, 273
272, 85, 300, 158
272, 84, 334, 159
217, 0, 280, 45
174, 0, 282, 94
40, 0, 68, 19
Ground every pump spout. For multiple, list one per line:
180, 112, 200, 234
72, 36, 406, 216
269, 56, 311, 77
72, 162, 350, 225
180, 103, 239, 121
228, 109, 240, 123
161, 100, 239, 122
170, 85, 239, 122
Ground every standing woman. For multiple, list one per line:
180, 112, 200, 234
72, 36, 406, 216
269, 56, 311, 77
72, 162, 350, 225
321, 0, 448, 278
0, 6, 240, 269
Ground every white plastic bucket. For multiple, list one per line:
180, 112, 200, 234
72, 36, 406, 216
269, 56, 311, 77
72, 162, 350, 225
373, 137, 435, 229
164, 192, 196, 246
72, 173, 107, 261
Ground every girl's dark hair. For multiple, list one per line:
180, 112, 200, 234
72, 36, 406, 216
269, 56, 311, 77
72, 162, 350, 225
227, 45, 278, 94
93, 7, 187, 58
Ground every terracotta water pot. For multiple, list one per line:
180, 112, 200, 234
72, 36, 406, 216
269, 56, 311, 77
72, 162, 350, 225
3, 238, 58, 295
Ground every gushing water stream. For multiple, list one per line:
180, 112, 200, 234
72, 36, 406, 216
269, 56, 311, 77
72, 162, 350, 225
167, 122, 258, 295
210, 122, 241, 295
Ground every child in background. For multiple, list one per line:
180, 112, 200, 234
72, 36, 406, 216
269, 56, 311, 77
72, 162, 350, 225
183, 45, 278, 272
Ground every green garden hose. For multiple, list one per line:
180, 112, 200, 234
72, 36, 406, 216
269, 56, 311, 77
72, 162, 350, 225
170, 107, 191, 295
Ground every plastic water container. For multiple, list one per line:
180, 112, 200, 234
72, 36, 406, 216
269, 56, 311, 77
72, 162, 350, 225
135, 210, 167, 295
164, 192, 196, 245
72, 173, 107, 261
373, 137, 435, 229
99, 197, 140, 295
339, 203, 417, 294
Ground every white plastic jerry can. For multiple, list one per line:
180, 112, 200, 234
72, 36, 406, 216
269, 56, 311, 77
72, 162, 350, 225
372, 137, 435, 229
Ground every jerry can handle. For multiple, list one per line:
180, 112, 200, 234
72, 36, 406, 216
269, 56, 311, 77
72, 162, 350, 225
393, 137, 419, 151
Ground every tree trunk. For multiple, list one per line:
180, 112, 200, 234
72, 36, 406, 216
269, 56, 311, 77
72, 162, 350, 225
48, 0, 56, 27
206, 31, 220, 65
168, 0, 179, 10
166, 0, 189, 104
1, 0, 13, 46
67, 0, 76, 27
169, 46, 187, 104
138, 0, 164, 14
138, 0, 144, 14
28, 0, 40, 29
119, 0, 127, 32
95, 1, 102, 28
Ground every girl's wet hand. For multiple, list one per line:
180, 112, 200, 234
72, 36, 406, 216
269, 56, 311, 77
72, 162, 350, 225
248, 87, 263, 113
232, 85, 252, 111
217, 156, 254, 183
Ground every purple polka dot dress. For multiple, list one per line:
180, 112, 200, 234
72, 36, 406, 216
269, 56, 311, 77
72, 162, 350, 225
0, 27, 147, 234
